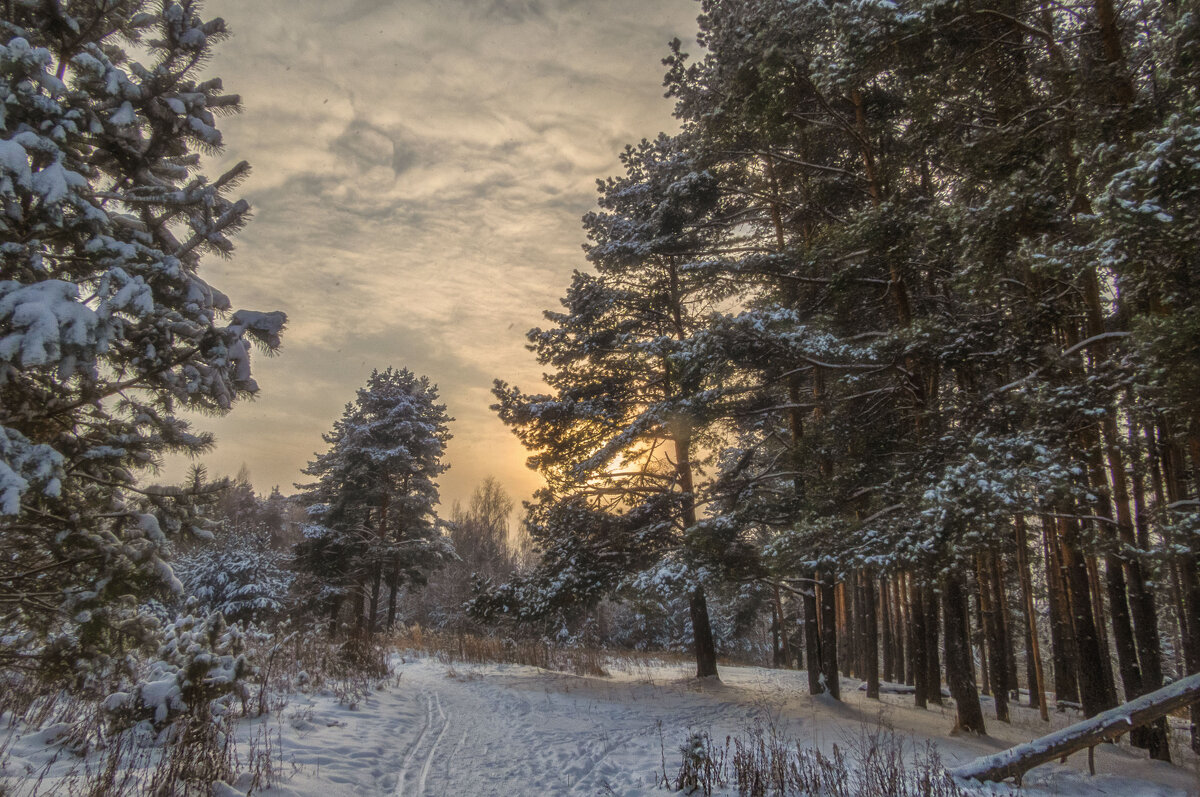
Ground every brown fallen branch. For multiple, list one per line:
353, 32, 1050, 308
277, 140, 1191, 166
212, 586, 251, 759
953, 672, 1200, 784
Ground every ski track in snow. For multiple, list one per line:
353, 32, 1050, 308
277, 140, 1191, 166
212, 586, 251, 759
415, 692, 448, 795
252, 658, 775, 797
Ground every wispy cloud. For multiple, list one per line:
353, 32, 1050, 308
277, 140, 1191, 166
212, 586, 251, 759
172, 0, 700, 508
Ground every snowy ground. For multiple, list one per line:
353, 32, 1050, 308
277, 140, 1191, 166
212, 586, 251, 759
6, 655, 1200, 795
244, 656, 1198, 796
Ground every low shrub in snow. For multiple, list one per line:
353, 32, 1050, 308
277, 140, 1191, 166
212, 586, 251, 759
104, 614, 253, 731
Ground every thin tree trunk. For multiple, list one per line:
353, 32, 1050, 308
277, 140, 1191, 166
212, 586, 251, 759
837, 581, 850, 677
895, 575, 910, 685
386, 554, 401, 631
1128, 428, 1171, 759
328, 595, 343, 639
771, 598, 782, 667
973, 584, 989, 699
855, 572, 870, 679
1162, 431, 1200, 753
1086, 555, 1118, 701
1015, 516, 1048, 721
675, 431, 720, 680
773, 586, 789, 668
881, 577, 895, 682
994, 553, 1019, 704
355, 576, 368, 633
367, 562, 383, 634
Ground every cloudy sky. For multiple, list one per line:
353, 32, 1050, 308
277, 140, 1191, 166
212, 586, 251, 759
167, 0, 702, 510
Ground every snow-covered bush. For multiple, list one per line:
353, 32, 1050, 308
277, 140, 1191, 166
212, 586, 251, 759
105, 614, 253, 731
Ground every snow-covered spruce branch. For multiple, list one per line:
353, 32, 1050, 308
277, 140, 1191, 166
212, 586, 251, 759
991, 331, 1133, 396
35, 346, 202, 420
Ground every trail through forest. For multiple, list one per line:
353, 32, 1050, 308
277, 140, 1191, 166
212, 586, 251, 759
226, 657, 1198, 797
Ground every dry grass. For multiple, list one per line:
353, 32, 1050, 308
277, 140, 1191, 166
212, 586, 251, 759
659, 723, 966, 797
391, 626, 609, 677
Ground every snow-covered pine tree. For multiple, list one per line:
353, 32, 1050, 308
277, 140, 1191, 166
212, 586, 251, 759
0, 1, 284, 681
661, 0, 933, 704
483, 134, 743, 678
296, 368, 453, 635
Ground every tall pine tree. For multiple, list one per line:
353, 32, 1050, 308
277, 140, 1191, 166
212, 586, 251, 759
0, 1, 284, 680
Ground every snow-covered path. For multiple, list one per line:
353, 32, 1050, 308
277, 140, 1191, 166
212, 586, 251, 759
256, 659, 765, 796
247, 657, 1200, 797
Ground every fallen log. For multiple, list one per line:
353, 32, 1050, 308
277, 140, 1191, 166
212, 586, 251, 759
953, 672, 1200, 784
856, 680, 950, 698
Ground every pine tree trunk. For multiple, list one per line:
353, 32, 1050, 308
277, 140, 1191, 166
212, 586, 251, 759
771, 601, 782, 667
909, 575, 928, 709
1015, 516, 1048, 721
863, 574, 880, 699
690, 586, 719, 678
1101, 425, 1149, 706
898, 571, 911, 686
1086, 554, 1119, 701
923, 584, 943, 706
837, 581, 850, 677
367, 561, 383, 635
1180, 439, 1200, 754
804, 574, 823, 695
852, 572, 867, 678
1163, 432, 1200, 753
943, 572, 986, 734
386, 554, 401, 631
1059, 518, 1118, 716
355, 577, 368, 633
973, 585, 989, 699
881, 577, 895, 683
978, 554, 1009, 722
1043, 517, 1079, 705
895, 576, 910, 685
675, 431, 720, 680
820, 570, 840, 699
1103, 550, 1141, 702
993, 553, 1019, 704
1146, 425, 1189, 678
328, 595, 342, 639
773, 586, 789, 668
1128, 437, 1171, 759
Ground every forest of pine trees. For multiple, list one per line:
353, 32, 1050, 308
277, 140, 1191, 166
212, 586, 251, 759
480, 0, 1200, 757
